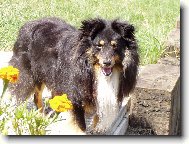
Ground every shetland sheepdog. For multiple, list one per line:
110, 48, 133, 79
9, 17, 139, 134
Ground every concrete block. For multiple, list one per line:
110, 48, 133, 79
129, 62, 180, 135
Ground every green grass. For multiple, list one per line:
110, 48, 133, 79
0, 0, 179, 65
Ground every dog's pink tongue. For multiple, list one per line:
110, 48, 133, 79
102, 67, 112, 76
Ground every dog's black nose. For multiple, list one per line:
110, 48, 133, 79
103, 60, 111, 66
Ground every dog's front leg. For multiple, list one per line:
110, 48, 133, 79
72, 103, 86, 132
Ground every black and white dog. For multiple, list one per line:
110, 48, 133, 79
9, 17, 139, 134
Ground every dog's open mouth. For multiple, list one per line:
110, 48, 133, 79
102, 67, 113, 76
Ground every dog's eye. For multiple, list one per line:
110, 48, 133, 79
96, 45, 102, 50
95, 40, 104, 50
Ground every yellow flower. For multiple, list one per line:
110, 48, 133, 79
0, 66, 19, 83
49, 94, 73, 112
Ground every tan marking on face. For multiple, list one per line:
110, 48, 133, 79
95, 53, 103, 65
114, 54, 121, 63
113, 55, 123, 72
94, 64, 101, 71
99, 40, 105, 46
110, 57, 116, 66
111, 40, 117, 46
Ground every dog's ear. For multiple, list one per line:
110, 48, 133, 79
112, 20, 135, 40
80, 18, 105, 40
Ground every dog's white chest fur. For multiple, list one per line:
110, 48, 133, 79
95, 68, 120, 132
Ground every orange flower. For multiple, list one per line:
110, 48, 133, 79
0, 66, 19, 83
49, 94, 73, 112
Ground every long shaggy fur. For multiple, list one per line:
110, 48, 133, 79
9, 17, 139, 134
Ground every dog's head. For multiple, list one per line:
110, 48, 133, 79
79, 18, 139, 78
